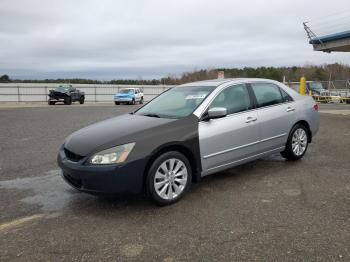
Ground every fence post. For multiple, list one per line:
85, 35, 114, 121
45, 86, 48, 102
17, 85, 20, 102
94, 86, 97, 102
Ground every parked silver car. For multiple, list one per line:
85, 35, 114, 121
58, 78, 319, 205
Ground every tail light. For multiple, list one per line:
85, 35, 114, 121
313, 103, 319, 111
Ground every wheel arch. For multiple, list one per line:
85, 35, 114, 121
292, 120, 312, 143
143, 143, 201, 191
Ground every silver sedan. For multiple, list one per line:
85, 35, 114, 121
59, 78, 320, 205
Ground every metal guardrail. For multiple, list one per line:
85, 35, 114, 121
1, 81, 350, 103
0, 83, 174, 102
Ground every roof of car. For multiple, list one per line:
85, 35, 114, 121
180, 78, 280, 87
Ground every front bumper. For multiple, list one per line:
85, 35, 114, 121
49, 98, 65, 102
57, 146, 147, 195
114, 97, 133, 102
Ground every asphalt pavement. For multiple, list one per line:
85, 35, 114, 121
0, 103, 349, 261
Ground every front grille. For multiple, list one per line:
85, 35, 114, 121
64, 148, 84, 162
53, 92, 66, 98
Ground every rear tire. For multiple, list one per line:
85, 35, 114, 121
130, 99, 135, 105
115, 101, 120, 105
79, 97, 85, 104
146, 151, 192, 206
281, 124, 309, 161
64, 97, 72, 105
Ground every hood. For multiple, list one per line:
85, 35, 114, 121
115, 93, 133, 97
64, 114, 175, 156
50, 89, 68, 94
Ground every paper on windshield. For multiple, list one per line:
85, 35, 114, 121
185, 94, 206, 100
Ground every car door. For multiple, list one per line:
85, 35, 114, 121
135, 89, 140, 101
250, 82, 296, 153
69, 87, 77, 100
199, 84, 260, 175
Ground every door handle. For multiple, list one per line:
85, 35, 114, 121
286, 107, 295, 112
245, 116, 257, 123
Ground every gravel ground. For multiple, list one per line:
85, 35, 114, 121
0, 104, 349, 261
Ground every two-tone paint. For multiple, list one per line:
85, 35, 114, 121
58, 78, 319, 195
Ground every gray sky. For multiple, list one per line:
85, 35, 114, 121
1, 0, 350, 79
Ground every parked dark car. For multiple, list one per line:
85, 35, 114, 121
48, 85, 85, 105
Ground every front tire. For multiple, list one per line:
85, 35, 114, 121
79, 96, 85, 104
146, 151, 192, 206
281, 124, 309, 161
114, 101, 120, 105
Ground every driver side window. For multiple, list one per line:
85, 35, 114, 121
209, 84, 252, 115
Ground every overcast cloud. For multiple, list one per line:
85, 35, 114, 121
1, 0, 350, 79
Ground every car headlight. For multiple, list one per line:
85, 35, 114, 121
89, 143, 135, 165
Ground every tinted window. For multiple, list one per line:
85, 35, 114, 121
280, 88, 293, 102
55, 86, 69, 92
251, 83, 283, 107
119, 89, 134, 94
209, 84, 252, 115
309, 82, 325, 92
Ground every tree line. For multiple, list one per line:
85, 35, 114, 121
1, 63, 350, 85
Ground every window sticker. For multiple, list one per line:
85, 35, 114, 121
185, 94, 206, 100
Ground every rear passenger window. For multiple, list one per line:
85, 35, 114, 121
209, 84, 252, 115
251, 83, 283, 107
280, 88, 293, 102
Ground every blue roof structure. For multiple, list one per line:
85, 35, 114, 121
309, 30, 350, 44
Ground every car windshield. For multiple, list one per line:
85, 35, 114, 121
55, 86, 70, 92
135, 85, 216, 118
119, 89, 134, 94
309, 82, 325, 92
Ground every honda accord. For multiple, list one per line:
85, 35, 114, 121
58, 78, 319, 205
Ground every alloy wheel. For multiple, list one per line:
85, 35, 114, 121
154, 158, 188, 200
292, 128, 307, 156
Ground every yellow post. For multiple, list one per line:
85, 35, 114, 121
300, 77, 306, 95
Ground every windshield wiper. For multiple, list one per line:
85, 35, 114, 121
142, 113, 161, 118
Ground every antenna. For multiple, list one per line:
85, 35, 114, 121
303, 22, 330, 53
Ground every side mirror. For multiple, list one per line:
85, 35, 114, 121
204, 107, 227, 120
